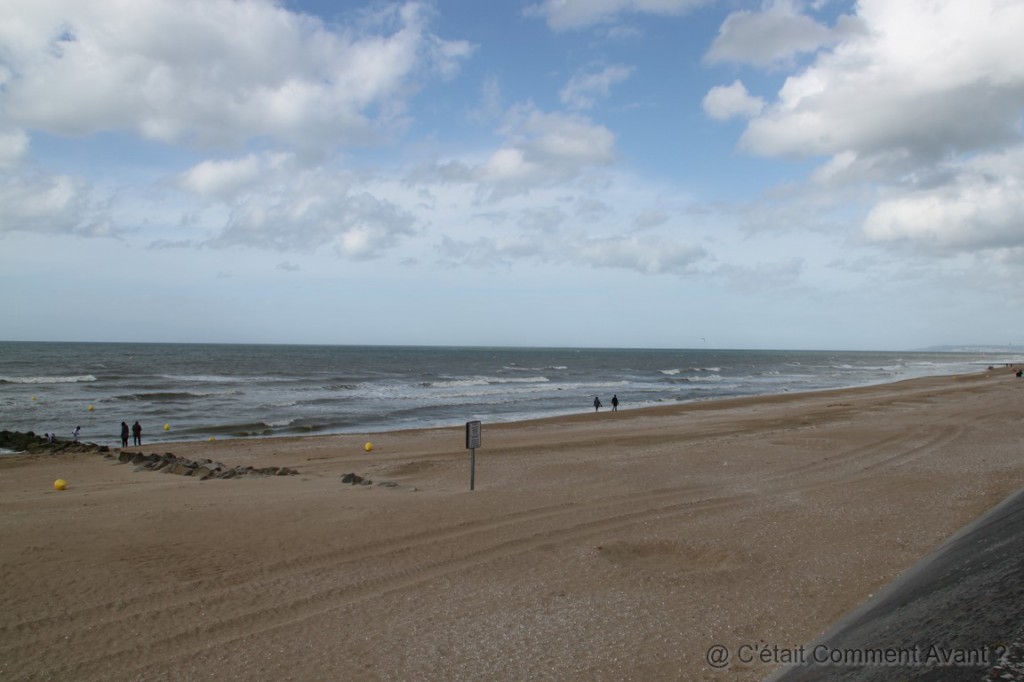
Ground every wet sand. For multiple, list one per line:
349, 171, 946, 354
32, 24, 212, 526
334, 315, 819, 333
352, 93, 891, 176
1, 370, 1022, 681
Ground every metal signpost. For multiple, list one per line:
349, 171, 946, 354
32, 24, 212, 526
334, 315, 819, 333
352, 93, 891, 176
466, 420, 482, 491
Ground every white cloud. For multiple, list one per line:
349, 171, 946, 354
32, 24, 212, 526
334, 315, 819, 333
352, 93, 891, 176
712, 0, 1024, 256
864, 147, 1024, 253
702, 80, 765, 120
437, 234, 546, 266
177, 154, 264, 201
175, 152, 416, 256
474, 106, 617, 198
632, 210, 669, 230
575, 235, 706, 274
739, 0, 1024, 163
0, 172, 109, 235
0, 129, 29, 169
525, 0, 709, 31
214, 183, 417, 258
0, 0, 474, 150
560, 65, 634, 110
704, 0, 850, 67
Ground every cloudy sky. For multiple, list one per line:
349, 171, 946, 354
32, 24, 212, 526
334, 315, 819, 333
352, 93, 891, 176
1, 0, 1022, 350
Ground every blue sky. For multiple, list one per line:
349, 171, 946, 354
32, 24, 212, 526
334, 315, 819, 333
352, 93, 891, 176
1, 0, 1022, 350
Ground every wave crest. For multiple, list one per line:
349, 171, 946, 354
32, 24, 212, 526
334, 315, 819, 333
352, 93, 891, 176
0, 374, 97, 384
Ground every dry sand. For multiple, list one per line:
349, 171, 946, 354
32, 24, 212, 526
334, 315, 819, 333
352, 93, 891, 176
1, 370, 1022, 681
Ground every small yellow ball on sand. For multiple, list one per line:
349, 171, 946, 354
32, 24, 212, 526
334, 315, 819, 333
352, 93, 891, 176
164, 424, 171, 431
53, 479, 67, 491
209, 436, 216, 442
364, 442, 374, 452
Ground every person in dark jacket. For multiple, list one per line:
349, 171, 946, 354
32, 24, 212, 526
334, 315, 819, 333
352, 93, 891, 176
120, 421, 130, 447
132, 421, 142, 446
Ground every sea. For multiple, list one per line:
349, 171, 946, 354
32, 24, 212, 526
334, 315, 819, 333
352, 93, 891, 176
1, 342, 1020, 447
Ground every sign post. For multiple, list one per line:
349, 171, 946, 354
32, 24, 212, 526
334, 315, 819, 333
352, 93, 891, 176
466, 420, 482, 491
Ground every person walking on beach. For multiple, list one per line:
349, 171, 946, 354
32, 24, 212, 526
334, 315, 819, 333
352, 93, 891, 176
132, 421, 142, 446
611, 395, 619, 412
120, 421, 130, 448
593, 396, 602, 412
72, 425, 81, 443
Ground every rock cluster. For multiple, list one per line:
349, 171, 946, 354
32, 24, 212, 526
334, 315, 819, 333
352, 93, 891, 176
0, 430, 109, 455
117, 450, 299, 480
341, 472, 400, 488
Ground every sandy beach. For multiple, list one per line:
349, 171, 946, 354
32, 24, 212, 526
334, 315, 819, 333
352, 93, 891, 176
2, 370, 1022, 681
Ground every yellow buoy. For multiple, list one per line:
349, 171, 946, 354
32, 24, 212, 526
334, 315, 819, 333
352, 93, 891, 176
88, 404, 95, 411
53, 479, 67, 491
364, 442, 374, 452
164, 424, 171, 431
32, 396, 37, 401
208, 436, 216, 442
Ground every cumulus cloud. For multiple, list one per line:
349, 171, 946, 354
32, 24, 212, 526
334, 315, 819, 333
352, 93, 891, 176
560, 65, 634, 110
177, 152, 416, 257
710, 0, 1024, 255
0, 0, 474, 150
414, 104, 617, 199
474, 105, 617, 198
739, 0, 1024, 164
177, 154, 266, 201
216, 186, 416, 258
863, 147, 1024, 253
525, 0, 709, 31
702, 80, 765, 121
705, 0, 852, 67
0, 172, 109, 235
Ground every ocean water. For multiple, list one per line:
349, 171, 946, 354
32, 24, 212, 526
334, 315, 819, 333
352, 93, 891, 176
0, 342, 1019, 447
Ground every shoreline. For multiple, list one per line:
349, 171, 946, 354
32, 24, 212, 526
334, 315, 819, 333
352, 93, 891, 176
2, 369, 1022, 680
4, 342, 1015, 448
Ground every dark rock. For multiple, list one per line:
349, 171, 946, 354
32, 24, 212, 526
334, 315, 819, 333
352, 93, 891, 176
118, 451, 134, 463
195, 465, 222, 480
169, 463, 194, 476
341, 473, 364, 484
131, 452, 147, 465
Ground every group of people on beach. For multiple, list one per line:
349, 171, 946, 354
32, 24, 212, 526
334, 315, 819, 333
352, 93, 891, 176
593, 395, 620, 412
120, 421, 143, 447
41, 421, 143, 447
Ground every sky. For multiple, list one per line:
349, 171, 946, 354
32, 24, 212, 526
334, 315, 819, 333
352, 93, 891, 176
1, 0, 1022, 351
